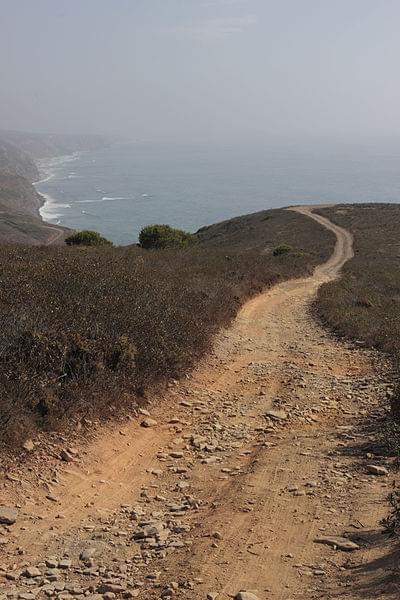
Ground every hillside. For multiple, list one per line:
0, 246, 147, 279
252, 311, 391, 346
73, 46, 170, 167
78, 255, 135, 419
0, 139, 39, 181
0, 173, 42, 216
0, 207, 333, 449
316, 203, 400, 357
1, 207, 398, 600
0, 170, 67, 245
0, 130, 111, 245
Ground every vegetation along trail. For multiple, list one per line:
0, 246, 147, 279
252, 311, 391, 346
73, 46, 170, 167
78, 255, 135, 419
1, 207, 398, 599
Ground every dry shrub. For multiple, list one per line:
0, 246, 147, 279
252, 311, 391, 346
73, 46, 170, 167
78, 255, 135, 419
0, 208, 333, 448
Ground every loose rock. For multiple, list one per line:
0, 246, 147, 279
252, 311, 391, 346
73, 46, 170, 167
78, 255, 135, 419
0, 506, 17, 525
314, 535, 360, 551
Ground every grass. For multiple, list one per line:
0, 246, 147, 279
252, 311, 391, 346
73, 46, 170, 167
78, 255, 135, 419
315, 203, 400, 454
314, 203, 400, 531
0, 208, 334, 449
315, 204, 400, 356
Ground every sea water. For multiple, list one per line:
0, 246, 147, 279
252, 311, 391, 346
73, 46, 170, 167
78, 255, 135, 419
35, 139, 400, 245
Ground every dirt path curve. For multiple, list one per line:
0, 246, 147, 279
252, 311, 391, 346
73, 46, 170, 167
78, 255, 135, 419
44, 224, 66, 245
1, 207, 397, 600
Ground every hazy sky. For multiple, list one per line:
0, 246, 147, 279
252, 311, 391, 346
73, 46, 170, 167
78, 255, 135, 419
1, 0, 400, 141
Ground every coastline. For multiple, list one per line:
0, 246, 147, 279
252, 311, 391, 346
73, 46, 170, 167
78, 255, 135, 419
33, 151, 84, 225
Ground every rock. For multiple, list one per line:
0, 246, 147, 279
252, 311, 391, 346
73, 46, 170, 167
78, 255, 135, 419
367, 465, 388, 476
235, 592, 260, 600
0, 506, 17, 525
265, 409, 287, 421
23, 566, 41, 578
138, 408, 150, 416
207, 593, 219, 600
60, 449, 75, 462
314, 536, 360, 551
141, 418, 158, 428
22, 439, 35, 452
45, 557, 58, 568
97, 584, 126, 594
80, 548, 97, 561
169, 451, 184, 458
58, 559, 72, 569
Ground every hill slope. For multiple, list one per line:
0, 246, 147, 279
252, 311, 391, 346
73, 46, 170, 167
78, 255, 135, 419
0, 139, 39, 181
0, 208, 396, 600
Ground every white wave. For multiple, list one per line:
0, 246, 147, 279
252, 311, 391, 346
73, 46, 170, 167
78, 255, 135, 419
39, 191, 67, 223
141, 193, 149, 197
102, 196, 130, 201
34, 172, 55, 185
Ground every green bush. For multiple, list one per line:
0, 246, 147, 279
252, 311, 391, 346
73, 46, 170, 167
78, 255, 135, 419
65, 230, 113, 247
139, 224, 196, 249
381, 486, 400, 535
273, 244, 293, 256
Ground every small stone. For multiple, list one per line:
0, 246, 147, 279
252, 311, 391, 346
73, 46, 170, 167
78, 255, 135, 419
235, 592, 260, 600
60, 449, 75, 463
23, 566, 41, 578
80, 548, 97, 561
58, 559, 72, 569
22, 440, 35, 452
314, 536, 360, 551
366, 465, 388, 476
141, 418, 158, 428
0, 506, 18, 525
138, 408, 150, 416
98, 584, 126, 594
45, 557, 58, 568
265, 409, 287, 421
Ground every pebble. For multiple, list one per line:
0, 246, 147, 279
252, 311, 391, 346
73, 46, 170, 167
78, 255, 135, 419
265, 409, 288, 421
141, 418, 158, 428
314, 535, 360, 551
366, 465, 388, 476
235, 592, 260, 600
0, 506, 17, 525
23, 566, 41, 578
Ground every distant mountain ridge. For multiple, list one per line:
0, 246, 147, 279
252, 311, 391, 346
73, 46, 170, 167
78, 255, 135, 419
0, 130, 111, 160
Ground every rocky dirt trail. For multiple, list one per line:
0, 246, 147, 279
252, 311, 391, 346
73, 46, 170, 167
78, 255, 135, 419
1, 207, 399, 600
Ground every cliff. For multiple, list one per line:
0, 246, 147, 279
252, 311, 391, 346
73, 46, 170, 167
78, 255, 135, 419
0, 173, 42, 216
0, 140, 39, 182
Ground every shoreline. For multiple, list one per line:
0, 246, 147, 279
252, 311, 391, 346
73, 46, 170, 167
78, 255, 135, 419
33, 151, 84, 225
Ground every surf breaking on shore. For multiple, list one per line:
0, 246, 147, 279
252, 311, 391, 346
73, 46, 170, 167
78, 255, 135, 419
34, 152, 83, 224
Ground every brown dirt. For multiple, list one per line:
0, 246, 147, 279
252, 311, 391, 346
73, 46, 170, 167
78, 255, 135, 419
0, 207, 398, 600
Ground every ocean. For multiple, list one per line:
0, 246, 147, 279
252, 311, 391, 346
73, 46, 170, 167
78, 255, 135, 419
35, 139, 400, 245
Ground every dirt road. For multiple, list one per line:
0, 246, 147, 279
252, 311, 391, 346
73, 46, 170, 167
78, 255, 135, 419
0, 207, 398, 599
